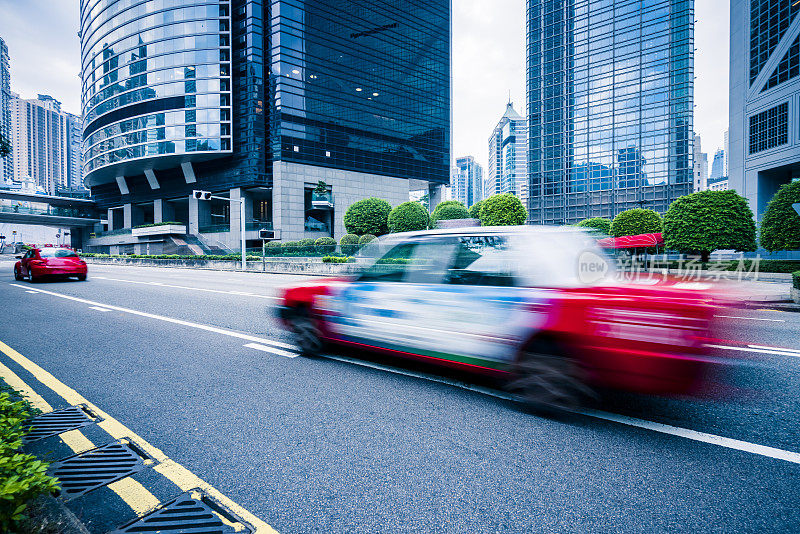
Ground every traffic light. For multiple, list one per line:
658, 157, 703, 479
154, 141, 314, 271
193, 190, 212, 200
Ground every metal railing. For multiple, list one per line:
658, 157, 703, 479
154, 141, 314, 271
245, 221, 273, 231
92, 228, 132, 237
0, 204, 97, 218
198, 224, 231, 234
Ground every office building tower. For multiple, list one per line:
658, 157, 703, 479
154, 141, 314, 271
0, 37, 12, 188
451, 156, 483, 208
693, 134, 708, 192
526, 0, 694, 224
487, 102, 528, 207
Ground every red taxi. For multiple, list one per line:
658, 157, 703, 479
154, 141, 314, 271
14, 247, 88, 282
277, 227, 731, 411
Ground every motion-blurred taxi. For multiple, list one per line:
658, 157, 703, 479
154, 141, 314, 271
14, 247, 87, 282
278, 227, 730, 411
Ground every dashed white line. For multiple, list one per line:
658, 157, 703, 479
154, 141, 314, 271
243, 342, 299, 358
93, 276, 279, 299
25, 290, 37, 293
714, 314, 785, 322
749, 344, 800, 354
706, 343, 800, 359
89, 306, 111, 312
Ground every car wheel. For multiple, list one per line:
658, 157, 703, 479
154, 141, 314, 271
77, 274, 87, 281
13, 267, 22, 281
506, 339, 592, 414
29, 271, 38, 283
289, 309, 323, 356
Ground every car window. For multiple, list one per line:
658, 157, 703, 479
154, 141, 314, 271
403, 238, 458, 284
39, 248, 78, 258
446, 236, 517, 287
356, 243, 416, 282
24, 250, 34, 259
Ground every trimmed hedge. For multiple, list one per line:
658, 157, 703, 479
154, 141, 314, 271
577, 217, 612, 235
340, 234, 360, 255
359, 234, 376, 245
0, 381, 60, 530
760, 180, 800, 252
468, 200, 484, 220
344, 198, 392, 236
264, 241, 283, 255
298, 238, 316, 254
314, 237, 337, 254
388, 201, 429, 233
611, 208, 662, 237
431, 200, 470, 223
322, 256, 354, 263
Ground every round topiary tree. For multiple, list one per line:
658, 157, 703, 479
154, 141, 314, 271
577, 217, 612, 235
663, 190, 757, 262
479, 194, 527, 226
431, 200, 470, 224
298, 238, 316, 254
388, 201, 429, 233
760, 180, 800, 252
611, 208, 663, 237
343, 198, 392, 236
359, 234, 376, 245
314, 236, 337, 254
339, 233, 360, 255
468, 199, 485, 220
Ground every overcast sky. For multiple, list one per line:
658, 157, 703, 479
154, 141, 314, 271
0, 0, 729, 172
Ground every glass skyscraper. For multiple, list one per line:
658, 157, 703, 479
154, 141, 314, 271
487, 102, 528, 208
526, 0, 693, 225
451, 156, 482, 208
0, 37, 12, 189
81, 0, 450, 251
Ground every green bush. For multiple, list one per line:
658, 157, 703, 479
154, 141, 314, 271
760, 180, 800, 252
0, 384, 60, 530
298, 238, 316, 254
340, 234, 361, 255
663, 190, 757, 262
314, 237, 337, 254
468, 200, 485, 220
133, 221, 183, 228
343, 198, 392, 236
479, 194, 527, 226
611, 208, 663, 237
577, 217, 612, 235
793, 270, 800, 290
431, 200, 470, 223
322, 256, 355, 263
264, 241, 283, 256
282, 241, 299, 254
359, 234, 376, 246
388, 201, 429, 233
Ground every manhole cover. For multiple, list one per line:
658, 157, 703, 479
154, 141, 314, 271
108, 489, 253, 533
24, 405, 101, 443
49, 440, 153, 501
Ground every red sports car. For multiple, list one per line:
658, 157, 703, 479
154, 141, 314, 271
278, 227, 736, 411
14, 247, 88, 282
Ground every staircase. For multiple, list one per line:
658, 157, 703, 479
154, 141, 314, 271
163, 234, 233, 256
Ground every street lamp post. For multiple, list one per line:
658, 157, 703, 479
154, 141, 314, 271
193, 190, 247, 270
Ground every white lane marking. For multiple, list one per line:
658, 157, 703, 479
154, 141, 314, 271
89, 306, 111, 312
9, 283, 295, 350
706, 343, 800, 359
244, 342, 299, 358
714, 314, 785, 322
25, 290, 37, 293
749, 344, 800, 355
580, 409, 800, 465
92, 276, 279, 299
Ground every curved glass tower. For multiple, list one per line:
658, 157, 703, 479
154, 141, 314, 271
80, 0, 232, 186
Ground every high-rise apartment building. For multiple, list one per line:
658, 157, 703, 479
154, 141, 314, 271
729, 1, 800, 220
0, 37, 12, 189
451, 156, 483, 208
80, 0, 450, 250
487, 102, 528, 208
10, 94, 82, 195
65, 112, 84, 191
526, 0, 694, 225
693, 134, 708, 192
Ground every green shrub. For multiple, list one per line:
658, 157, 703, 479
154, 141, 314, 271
322, 255, 355, 263
479, 194, 527, 226
0, 385, 60, 530
264, 241, 283, 256
468, 200, 485, 220
359, 234, 376, 246
663, 190, 757, 262
343, 198, 392, 236
611, 208, 662, 237
577, 217, 612, 235
298, 238, 316, 254
282, 241, 299, 254
340, 234, 361, 255
760, 180, 800, 252
793, 270, 800, 290
315, 237, 337, 254
388, 201, 429, 233
431, 200, 470, 223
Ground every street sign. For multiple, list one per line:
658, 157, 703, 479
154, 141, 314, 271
792, 202, 800, 217
258, 229, 275, 240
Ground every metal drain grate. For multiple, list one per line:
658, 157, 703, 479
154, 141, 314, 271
49, 440, 152, 500
24, 405, 101, 443
108, 489, 253, 534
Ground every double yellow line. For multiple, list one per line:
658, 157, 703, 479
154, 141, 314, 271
0, 339, 277, 533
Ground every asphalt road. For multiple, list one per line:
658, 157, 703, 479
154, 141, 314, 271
1, 260, 799, 533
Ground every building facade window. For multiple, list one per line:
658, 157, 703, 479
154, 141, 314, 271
748, 102, 788, 154
763, 34, 800, 91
